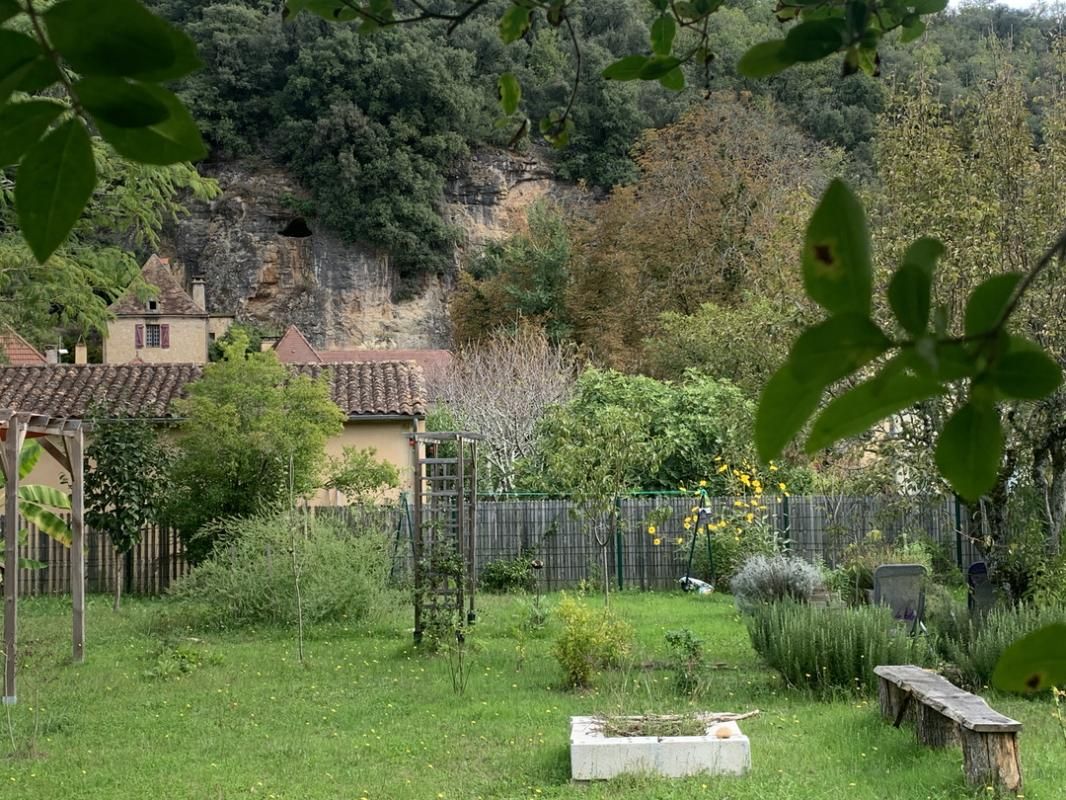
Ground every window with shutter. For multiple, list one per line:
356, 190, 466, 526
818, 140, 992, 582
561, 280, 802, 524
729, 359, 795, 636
161, 324, 170, 349
135, 324, 144, 349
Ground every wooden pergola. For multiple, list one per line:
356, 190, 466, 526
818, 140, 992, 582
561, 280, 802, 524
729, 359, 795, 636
1, 409, 86, 706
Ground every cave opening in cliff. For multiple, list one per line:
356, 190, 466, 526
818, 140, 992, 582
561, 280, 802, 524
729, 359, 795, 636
278, 217, 313, 238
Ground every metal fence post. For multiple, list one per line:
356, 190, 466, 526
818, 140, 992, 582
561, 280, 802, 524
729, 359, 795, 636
614, 495, 623, 591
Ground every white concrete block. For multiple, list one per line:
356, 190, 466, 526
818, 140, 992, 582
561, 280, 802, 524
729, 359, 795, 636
569, 716, 751, 780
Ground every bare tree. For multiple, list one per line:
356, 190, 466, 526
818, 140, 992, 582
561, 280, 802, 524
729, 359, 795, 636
439, 324, 579, 492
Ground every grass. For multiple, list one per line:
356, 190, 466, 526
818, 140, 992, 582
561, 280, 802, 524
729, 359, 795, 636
2, 590, 1065, 799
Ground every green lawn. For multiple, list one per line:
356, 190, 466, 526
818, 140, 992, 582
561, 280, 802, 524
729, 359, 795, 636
2, 591, 1063, 799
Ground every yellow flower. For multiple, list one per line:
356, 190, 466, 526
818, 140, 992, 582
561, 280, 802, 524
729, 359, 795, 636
647, 525, 656, 535
778, 482, 787, 492
717, 464, 728, 473
699, 479, 707, 487
745, 513, 754, 523
769, 463, 778, 471
734, 500, 744, 507
652, 538, 661, 546
675, 537, 684, 545
683, 522, 692, 530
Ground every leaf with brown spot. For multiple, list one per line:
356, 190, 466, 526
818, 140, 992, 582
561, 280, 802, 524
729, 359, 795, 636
802, 179, 872, 316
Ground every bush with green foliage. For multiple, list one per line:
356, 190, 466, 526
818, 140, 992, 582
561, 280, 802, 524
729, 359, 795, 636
731, 554, 822, 610
552, 593, 634, 688
166, 332, 344, 561
324, 446, 400, 505
746, 602, 935, 696
86, 416, 173, 610
525, 368, 758, 493
935, 603, 1066, 691
171, 511, 389, 629
480, 551, 538, 594
664, 628, 706, 698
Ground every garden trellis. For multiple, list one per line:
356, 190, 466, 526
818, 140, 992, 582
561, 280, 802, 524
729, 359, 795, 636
1, 409, 87, 705
411, 432, 482, 643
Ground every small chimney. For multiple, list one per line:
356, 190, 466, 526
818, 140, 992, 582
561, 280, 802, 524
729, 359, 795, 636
191, 278, 206, 310
45, 347, 58, 364
75, 343, 88, 365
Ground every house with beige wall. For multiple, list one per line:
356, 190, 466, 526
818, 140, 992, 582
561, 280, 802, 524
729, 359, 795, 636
0, 361, 427, 504
104, 255, 233, 365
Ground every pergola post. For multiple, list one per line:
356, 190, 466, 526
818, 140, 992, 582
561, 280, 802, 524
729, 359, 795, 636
68, 428, 85, 663
3, 414, 25, 705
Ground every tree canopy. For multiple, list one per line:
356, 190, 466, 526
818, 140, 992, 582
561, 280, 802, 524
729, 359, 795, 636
166, 331, 344, 561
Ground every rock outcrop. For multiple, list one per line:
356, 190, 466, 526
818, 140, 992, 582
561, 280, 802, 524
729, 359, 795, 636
164, 147, 575, 349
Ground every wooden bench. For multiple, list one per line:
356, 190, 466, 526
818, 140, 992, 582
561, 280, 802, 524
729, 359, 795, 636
874, 665, 1023, 794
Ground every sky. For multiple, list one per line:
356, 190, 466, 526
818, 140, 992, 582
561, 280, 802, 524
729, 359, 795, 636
953, 0, 1047, 8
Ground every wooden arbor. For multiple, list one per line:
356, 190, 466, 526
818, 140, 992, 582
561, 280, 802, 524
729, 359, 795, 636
1, 410, 87, 706
411, 432, 481, 643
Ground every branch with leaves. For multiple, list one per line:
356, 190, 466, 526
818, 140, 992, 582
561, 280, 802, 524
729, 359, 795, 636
755, 180, 1064, 503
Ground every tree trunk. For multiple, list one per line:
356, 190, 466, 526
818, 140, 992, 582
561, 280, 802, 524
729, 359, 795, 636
915, 705, 959, 748
961, 729, 1022, 794
113, 552, 123, 612
601, 543, 610, 609
1040, 432, 1066, 556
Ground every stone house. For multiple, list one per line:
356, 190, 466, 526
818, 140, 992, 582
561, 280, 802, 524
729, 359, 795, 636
104, 255, 233, 365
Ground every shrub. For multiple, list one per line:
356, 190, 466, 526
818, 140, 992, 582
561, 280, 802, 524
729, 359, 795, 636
731, 554, 822, 609
552, 593, 634, 688
664, 628, 706, 698
936, 603, 1066, 690
1028, 555, 1066, 607
746, 602, 935, 696
480, 552, 538, 593
171, 511, 389, 628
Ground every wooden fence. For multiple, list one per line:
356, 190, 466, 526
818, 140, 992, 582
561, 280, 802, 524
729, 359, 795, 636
3, 515, 188, 598
3, 494, 978, 597
473, 494, 975, 591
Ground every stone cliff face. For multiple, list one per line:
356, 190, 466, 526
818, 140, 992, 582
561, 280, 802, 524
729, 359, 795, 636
164, 148, 574, 350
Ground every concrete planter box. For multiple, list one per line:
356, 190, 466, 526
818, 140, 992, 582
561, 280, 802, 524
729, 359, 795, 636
569, 716, 751, 780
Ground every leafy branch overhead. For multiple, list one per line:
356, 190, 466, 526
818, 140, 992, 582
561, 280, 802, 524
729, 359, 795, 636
755, 180, 1064, 502
1, 0, 206, 263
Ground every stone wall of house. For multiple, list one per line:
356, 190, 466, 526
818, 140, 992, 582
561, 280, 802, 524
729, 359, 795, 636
105, 316, 208, 365
163, 148, 580, 350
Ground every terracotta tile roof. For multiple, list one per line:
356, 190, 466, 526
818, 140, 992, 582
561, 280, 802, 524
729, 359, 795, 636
319, 348, 452, 376
0, 361, 426, 420
0, 329, 47, 365
109, 255, 206, 317
293, 361, 426, 417
0, 364, 202, 418
274, 325, 322, 364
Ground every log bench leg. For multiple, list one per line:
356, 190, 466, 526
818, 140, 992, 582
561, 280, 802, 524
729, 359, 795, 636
915, 705, 959, 748
962, 729, 1022, 795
